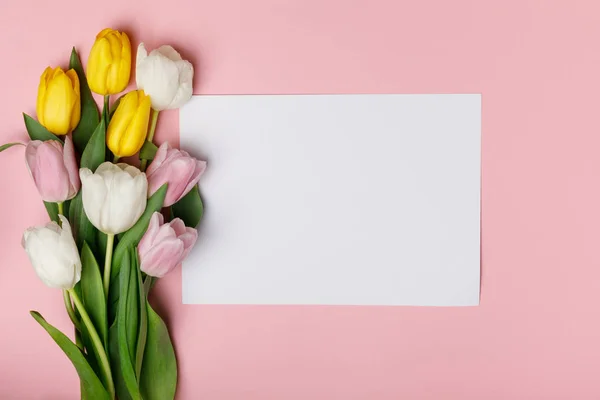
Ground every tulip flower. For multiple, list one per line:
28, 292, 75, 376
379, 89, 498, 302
107, 90, 152, 158
147, 142, 206, 207
22, 215, 81, 289
36, 67, 81, 135
79, 162, 148, 235
138, 212, 197, 278
87, 28, 131, 95
136, 43, 194, 111
25, 135, 80, 203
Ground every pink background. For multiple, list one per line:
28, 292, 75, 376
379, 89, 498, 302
0, 0, 599, 398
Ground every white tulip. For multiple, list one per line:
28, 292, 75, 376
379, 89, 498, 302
22, 215, 81, 289
79, 162, 148, 235
136, 43, 194, 111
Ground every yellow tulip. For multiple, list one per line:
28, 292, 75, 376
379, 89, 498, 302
87, 28, 131, 95
107, 90, 151, 158
36, 67, 81, 135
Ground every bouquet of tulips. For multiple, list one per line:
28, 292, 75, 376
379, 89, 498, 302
4, 28, 205, 399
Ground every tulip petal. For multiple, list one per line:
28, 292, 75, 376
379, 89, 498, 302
33, 142, 70, 202
155, 157, 197, 207
36, 67, 53, 127
80, 168, 108, 232
119, 92, 150, 157
43, 69, 77, 135
87, 37, 112, 95
23, 220, 80, 289
167, 60, 193, 110
154, 45, 183, 61
136, 50, 180, 111
138, 212, 163, 256
63, 135, 80, 199
180, 158, 207, 201
140, 238, 184, 278
179, 229, 198, 259
169, 218, 187, 237
146, 141, 169, 176
24, 140, 43, 178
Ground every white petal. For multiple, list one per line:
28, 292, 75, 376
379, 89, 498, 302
154, 45, 183, 61
96, 161, 122, 178
167, 60, 194, 110
81, 172, 108, 233
136, 53, 180, 111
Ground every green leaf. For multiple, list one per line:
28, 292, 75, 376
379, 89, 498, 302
23, 113, 61, 142
0, 142, 24, 152
117, 250, 142, 399
108, 321, 130, 400
70, 47, 100, 154
69, 192, 97, 254
81, 242, 107, 346
126, 250, 139, 362
110, 184, 167, 281
30, 311, 111, 400
139, 303, 177, 400
135, 270, 148, 378
80, 118, 106, 172
44, 201, 59, 223
139, 141, 158, 161
172, 186, 204, 227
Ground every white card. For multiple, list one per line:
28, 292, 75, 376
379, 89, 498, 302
180, 94, 480, 306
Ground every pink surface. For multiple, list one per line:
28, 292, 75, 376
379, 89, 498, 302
0, 0, 599, 398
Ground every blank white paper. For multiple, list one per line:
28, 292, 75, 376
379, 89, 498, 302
180, 94, 480, 306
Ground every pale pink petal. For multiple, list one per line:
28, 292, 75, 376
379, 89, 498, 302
62, 135, 80, 199
140, 238, 184, 278
146, 142, 170, 177
148, 157, 196, 206
138, 212, 163, 256
180, 159, 207, 201
169, 218, 187, 236
153, 223, 177, 244
24, 141, 44, 178
34, 143, 70, 202
179, 229, 198, 259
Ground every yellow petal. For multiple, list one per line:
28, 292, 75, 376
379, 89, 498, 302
107, 91, 138, 156
36, 67, 53, 126
87, 37, 112, 95
43, 70, 74, 135
65, 69, 81, 131
96, 28, 115, 39
119, 92, 150, 156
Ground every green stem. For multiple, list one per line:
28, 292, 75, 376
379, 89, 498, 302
143, 276, 154, 297
69, 289, 115, 398
62, 290, 82, 333
103, 234, 115, 298
140, 109, 159, 172
113, 155, 120, 163
103, 95, 110, 117
75, 330, 84, 351
57, 202, 64, 217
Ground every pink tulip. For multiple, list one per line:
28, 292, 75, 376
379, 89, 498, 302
146, 142, 206, 207
138, 212, 198, 278
25, 135, 80, 203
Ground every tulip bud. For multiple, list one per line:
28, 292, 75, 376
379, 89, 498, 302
106, 90, 151, 158
25, 135, 80, 203
138, 212, 197, 278
22, 215, 82, 289
146, 142, 206, 207
87, 28, 131, 95
36, 67, 81, 135
136, 43, 194, 111
79, 162, 148, 235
